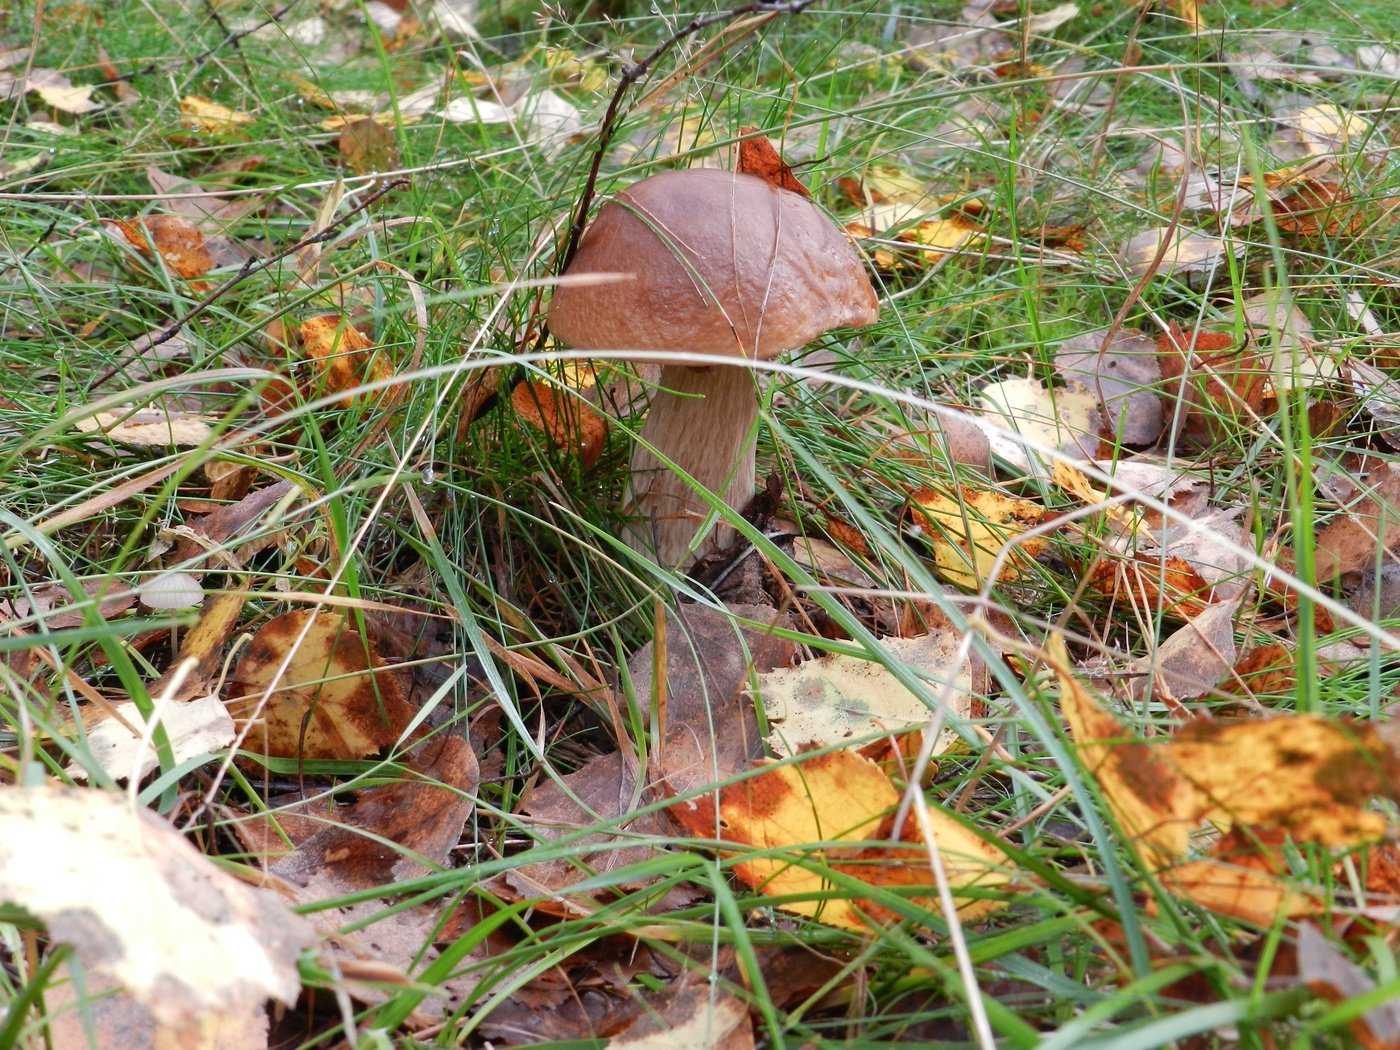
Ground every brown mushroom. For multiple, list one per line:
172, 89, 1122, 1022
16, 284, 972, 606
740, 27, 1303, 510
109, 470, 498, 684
548, 168, 879, 566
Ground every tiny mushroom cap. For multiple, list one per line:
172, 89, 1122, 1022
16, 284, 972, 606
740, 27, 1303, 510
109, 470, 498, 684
549, 168, 879, 566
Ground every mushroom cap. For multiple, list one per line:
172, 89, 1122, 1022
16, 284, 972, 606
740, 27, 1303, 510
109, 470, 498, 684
548, 169, 878, 360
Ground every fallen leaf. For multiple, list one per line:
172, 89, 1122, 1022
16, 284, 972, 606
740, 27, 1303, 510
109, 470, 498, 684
1122, 226, 1238, 280
1309, 461, 1400, 581
754, 631, 982, 760
906, 485, 1046, 589
111, 214, 216, 287
69, 693, 235, 782
514, 88, 582, 157
27, 67, 102, 113
338, 116, 399, 175
179, 94, 255, 134
300, 314, 393, 407
511, 379, 607, 469
73, 405, 216, 448
1050, 637, 1196, 864
0, 785, 313, 1032
1157, 322, 1271, 446
703, 749, 1013, 929
228, 610, 418, 761
979, 376, 1102, 466
1299, 922, 1400, 1049
1128, 598, 1239, 702
1054, 330, 1163, 446
736, 126, 809, 196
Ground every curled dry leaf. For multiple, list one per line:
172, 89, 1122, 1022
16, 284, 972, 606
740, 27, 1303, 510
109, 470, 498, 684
694, 748, 1013, 930
1086, 552, 1218, 622
300, 314, 393, 407
0, 785, 314, 1032
228, 609, 417, 761
906, 485, 1046, 590
511, 379, 607, 469
1157, 322, 1270, 447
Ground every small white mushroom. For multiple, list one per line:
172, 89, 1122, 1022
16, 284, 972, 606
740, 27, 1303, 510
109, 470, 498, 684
139, 572, 205, 611
548, 168, 879, 566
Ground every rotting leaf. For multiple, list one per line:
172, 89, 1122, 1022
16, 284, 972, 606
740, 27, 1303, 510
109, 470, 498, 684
338, 116, 399, 176
0, 785, 314, 1033
1086, 552, 1218, 622
699, 749, 1013, 930
227, 609, 417, 761
1122, 226, 1238, 280
753, 631, 984, 761
1157, 322, 1270, 447
1306, 460, 1400, 582
906, 485, 1046, 590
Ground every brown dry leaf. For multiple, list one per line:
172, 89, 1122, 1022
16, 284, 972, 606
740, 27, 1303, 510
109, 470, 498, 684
646, 603, 798, 801
73, 404, 216, 448
1309, 460, 1400, 581
1129, 599, 1238, 703
1087, 553, 1217, 622
227, 610, 417, 761
0, 578, 136, 631
511, 379, 607, 469
238, 734, 480, 1024
736, 125, 810, 196
338, 116, 399, 175
0, 785, 313, 1035
1122, 226, 1238, 279
1054, 330, 1164, 446
175, 479, 303, 566
906, 485, 1046, 589
300, 314, 393, 407
111, 214, 216, 288
1220, 643, 1297, 701
706, 749, 1012, 930
179, 94, 255, 133
753, 631, 983, 761
1299, 922, 1400, 1050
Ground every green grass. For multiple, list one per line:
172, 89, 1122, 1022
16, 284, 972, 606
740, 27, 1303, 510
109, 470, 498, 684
3, 0, 1400, 1046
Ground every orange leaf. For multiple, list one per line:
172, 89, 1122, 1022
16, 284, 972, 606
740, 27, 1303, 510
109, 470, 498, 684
299, 315, 392, 407
735, 126, 810, 197
113, 215, 215, 288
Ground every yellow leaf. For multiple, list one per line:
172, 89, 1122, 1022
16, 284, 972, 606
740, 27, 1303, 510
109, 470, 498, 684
179, 95, 254, 133
299, 314, 392, 407
709, 750, 1014, 929
907, 485, 1046, 589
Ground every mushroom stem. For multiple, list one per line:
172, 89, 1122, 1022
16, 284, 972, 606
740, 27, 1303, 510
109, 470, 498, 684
623, 362, 759, 566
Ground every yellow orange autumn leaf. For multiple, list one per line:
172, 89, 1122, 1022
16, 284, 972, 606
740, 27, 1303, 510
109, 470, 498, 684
179, 95, 255, 133
300, 315, 393, 407
907, 485, 1046, 589
228, 610, 417, 761
112, 215, 215, 289
704, 749, 1014, 930
511, 380, 607, 469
